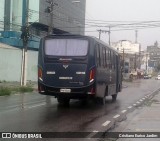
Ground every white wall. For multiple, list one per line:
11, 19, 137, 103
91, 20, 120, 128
0, 43, 38, 82
0, 46, 22, 81
27, 50, 38, 81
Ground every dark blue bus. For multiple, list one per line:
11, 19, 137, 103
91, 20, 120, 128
38, 34, 122, 105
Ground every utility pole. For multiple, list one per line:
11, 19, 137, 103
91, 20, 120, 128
135, 53, 137, 71
123, 48, 125, 71
146, 53, 148, 72
139, 44, 141, 69
108, 26, 111, 45
21, 0, 29, 86
135, 30, 138, 43
45, 0, 58, 35
97, 29, 102, 39
97, 28, 111, 45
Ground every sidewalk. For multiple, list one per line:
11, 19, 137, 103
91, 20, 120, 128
114, 91, 160, 141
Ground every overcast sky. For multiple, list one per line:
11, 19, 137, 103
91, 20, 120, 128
85, 0, 160, 50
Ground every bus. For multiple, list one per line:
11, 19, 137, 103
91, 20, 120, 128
38, 34, 122, 105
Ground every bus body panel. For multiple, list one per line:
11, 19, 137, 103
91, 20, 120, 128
38, 35, 122, 100
43, 63, 88, 87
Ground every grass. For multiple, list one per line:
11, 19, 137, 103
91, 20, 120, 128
0, 86, 34, 96
19, 86, 33, 93
0, 87, 11, 96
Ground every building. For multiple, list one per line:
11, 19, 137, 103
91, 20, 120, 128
111, 40, 140, 54
0, 0, 86, 49
140, 51, 154, 74
111, 40, 141, 72
147, 41, 160, 69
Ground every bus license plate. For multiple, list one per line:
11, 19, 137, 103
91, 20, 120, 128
60, 89, 71, 93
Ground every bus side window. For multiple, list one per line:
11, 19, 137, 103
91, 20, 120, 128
111, 51, 115, 70
103, 47, 106, 68
96, 45, 100, 67
111, 51, 113, 69
105, 49, 108, 68
109, 50, 111, 69
99, 46, 103, 67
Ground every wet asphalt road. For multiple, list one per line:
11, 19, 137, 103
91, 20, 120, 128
0, 79, 160, 140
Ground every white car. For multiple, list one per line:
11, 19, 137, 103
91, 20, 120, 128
155, 75, 160, 80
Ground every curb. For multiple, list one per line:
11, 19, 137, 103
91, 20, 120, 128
89, 87, 160, 139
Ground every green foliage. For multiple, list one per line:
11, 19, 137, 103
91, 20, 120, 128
19, 86, 33, 93
0, 86, 34, 96
0, 87, 11, 96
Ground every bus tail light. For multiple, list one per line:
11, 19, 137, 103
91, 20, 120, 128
38, 68, 43, 81
89, 68, 95, 83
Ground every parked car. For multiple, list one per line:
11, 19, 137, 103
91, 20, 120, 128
143, 73, 152, 79
148, 74, 152, 79
143, 74, 150, 79
155, 75, 160, 80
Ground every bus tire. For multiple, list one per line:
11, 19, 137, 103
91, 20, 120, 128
102, 95, 106, 105
101, 87, 108, 105
57, 97, 70, 106
96, 90, 107, 105
112, 94, 117, 102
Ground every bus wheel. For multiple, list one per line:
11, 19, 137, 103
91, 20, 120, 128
57, 97, 70, 106
96, 95, 106, 105
102, 95, 106, 105
95, 97, 106, 105
101, 87, 108, 105
112, 94, 117, 102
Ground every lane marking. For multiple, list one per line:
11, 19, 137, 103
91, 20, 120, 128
26, 103, 46, 109
113, 114, 120, 119
136, 101, 140, 104
102, 120, 111, 126
140, 99, 143, 102
133, 104, 137, 106
128, 106, 132, 109
87, 130, 98, 139
142, 98, 145, 100
121, 110, 127, 113
14, 94, 21, 96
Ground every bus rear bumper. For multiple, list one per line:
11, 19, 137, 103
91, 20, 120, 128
38, 81, 96, 99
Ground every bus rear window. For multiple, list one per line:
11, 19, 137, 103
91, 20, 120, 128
45, 39, 88, 56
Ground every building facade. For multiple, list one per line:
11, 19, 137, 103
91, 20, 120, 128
147, 42, 160, 69
111, 40, 140, 54
111, 40, 141, 72
1, 0, 86, 35
0, 0, 86, 49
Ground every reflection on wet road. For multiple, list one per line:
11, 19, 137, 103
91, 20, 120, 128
0, 79, 160, 134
